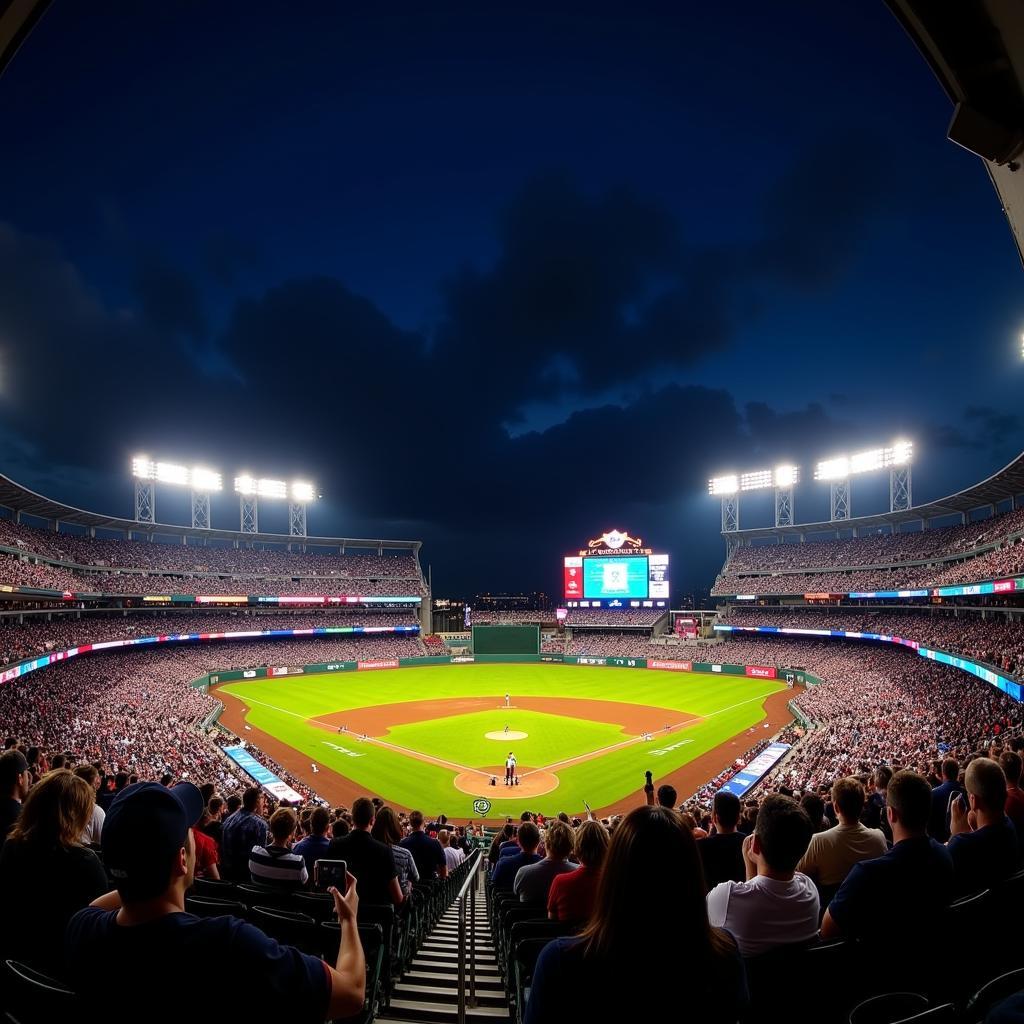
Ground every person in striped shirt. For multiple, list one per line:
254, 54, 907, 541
249, 807, 308, 889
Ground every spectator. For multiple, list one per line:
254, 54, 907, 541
1001, 751, 1024, 837
657, 784, 677, 809
65, 781, 365, 1021
796, 777, 887, 896
294, 805, 332, 879
401, 810, 448, 881
438, 829, 464, 873
487, 823, 514, 867
800, 792, 828, 834
698, 790, 746, 891
947, 757, 1019, 896
221, 787, 269, 880
525, 806, 747, 1023
929, 759, 961, 843
0, 769, 107, 973
706, 794, 818, 957
72, 763, 106, 845
821, 771, 954, 942
197, 794, 226, 847
191, 817, 221, 880
514, 820, 577, 904
862, 766, 892, 840
249, 807, 307, 889
327, 796, 402, 907
0, 748, 31, 839
372, 806, 419, 898
548, 820, 608, 923
491, 821, 541, 890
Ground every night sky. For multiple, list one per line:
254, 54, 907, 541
1, 2, 1022, 600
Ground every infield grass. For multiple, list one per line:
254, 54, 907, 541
220, 663, 783, 816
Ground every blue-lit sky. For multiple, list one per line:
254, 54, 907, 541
0, 2, 1021, 598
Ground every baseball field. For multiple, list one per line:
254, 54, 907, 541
214, 662, 790, 818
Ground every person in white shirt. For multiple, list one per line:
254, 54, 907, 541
73, 763, 106, 845
438, 829, 464, 872
706, 793, 819, 957
796, 777, 888, 891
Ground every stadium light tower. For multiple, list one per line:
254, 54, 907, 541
814, 441, 913, 520
131, 458, 223, 528
708, 475, 739, 533
233, 475, 316, 536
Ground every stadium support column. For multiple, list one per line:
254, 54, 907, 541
191, 490, 211, 530
721, 494, 739, 533
890, 466, 912, 513
240, 494, 258, 534
135, 479, 155, 524
288, 502, 307, 538
830, 480, 850, 522
774, 486, 794, 528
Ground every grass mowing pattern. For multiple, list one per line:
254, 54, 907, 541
221, 663, 783, 816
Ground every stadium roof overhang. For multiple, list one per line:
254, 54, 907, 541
0, 474, 422, 553
728, 450, 1024, 541
886, 0, 1024, 268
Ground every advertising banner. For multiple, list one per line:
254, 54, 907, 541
357, 659, 400, 670
649, 659, 693, 672
745, 665, 777, 679
719, 742, 791, 797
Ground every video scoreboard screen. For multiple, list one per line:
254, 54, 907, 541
563, 531, 670, 604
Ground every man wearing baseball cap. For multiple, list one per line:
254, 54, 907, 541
65, 781, 365, 1020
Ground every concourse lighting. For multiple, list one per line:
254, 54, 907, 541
740, 469, 773, 492
774, 465, 799, 487
708, 475, 738, 496
291, 481, 316, 503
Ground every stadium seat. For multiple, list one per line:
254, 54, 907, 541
512, 936, 554, 1024
964, 967, 1024, 1024
290, 891, 336, 921
886, 1006, 957, 1024
185, 895, 248, 919
743, 939, 835, 1023
2, 960, 81, 1024
357, 904, 398, 1005
249, 906, 321, 956
934, 890, 990, 999
237, 882, 299, 910
320, 922, 386, 1023
191, 877, 241, 900
848, 992, 929, 1024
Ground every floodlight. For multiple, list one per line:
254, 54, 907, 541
815, 456, 849, 481
291, 481, 316, 503
890, 440, 913, 465
708, 475, 738, 496
850, 448, 883, 474
132, 456, 156, 479
257, 478, 288, 499
190, 467, 222, 492
155, 462, 189, 486
234, 475, 256, 495
740, 469, 773, 491
774, 465, 799, 487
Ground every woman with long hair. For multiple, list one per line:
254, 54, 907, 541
488, 822, 515, 867
0, 769, 108, 975
525, 806, 748, 1022
546, 819, 609, 923
372, 805, 419, 898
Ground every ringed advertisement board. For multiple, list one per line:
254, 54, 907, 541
563, 529, 670, 602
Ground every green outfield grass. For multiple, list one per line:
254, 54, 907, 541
220, 663, 783, 816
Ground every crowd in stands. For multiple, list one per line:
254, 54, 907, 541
421, 633, 447, 654
563, 607, 665, 626
0, 609, 420, 666
470, 610, 552, 624
565, 632, 665, 658
713, 517, 1024, 597
723, 507, 1024, 572
720, 606, 1024, 676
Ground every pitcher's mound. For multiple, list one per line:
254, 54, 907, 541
484, 730, 528, 740
454, 767, 559, 798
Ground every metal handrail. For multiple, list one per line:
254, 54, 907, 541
456, 850, 482, 1024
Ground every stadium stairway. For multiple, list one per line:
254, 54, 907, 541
379, 875, 506, 1024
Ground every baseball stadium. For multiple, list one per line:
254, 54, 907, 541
2, 4, 1024, 1024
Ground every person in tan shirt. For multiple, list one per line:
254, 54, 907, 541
796, 777, 888, 890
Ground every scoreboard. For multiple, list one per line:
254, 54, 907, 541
562, 529, 670, 606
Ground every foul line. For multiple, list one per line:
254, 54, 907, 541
231, 693, 492, 779
228, 685, 778, 784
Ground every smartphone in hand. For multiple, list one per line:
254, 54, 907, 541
314, 859, 348, 892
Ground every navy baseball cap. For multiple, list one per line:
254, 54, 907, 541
102, 781, 205, 898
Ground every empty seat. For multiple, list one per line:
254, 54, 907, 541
3, 959, 81, 1024
248, 906, 320, 956
185, 895, 248, 919
848, 991, 929, 1024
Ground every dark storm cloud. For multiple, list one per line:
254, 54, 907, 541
133, 253, 206, 340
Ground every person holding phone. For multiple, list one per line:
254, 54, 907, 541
64, 781, 366, 1023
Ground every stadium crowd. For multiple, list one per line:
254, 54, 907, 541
563, 607, 665, 626
719, 606, 1024, 676
0, 609, 420, 665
